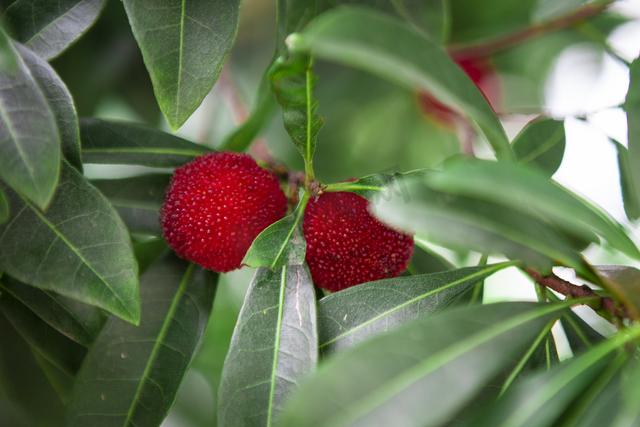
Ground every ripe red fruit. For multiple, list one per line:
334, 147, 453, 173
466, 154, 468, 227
303, 191, 414, 292
419, 57, 501, 125
161, 152, 287, 272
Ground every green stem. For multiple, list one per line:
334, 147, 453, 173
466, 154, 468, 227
304, 60, 316, 188
469, 254, 489, 304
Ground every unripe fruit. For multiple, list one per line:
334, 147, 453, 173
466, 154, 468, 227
161, 152, 287, 272
303, 191, 414, 292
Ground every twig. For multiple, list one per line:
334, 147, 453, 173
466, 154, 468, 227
449, 1, 614, 60
525, 268, 628, 319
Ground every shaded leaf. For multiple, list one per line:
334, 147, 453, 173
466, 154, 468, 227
66, 254, 217, 427
623, 58, 640, 221
424, 159, 639, 260
613, 141, 640, 221
133, 237, 168, 274
0, 161, 140, 324
122, 0, 241, 129
279, 301, 573, 427
0, 28, 60, 209
0, 188, 8, 225
595, 265, 640, 320
18, 44, 83, 171
243, 194, 308, 269
218, 265, 317, 427
391, 0, 449, 43
92, 174, 170, 236
409, 243, 455, 274
287, 6, 512, 159
512, 117, 565, 177
4, 0, 106, 60
0, 275, 104, 347
318, 263, 513, 353
81, 118, 210, 167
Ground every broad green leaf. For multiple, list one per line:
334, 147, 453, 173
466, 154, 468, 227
0, 275, 104, 347
372, 177, 589, 276
424, 159, 640, 260
92, 174, 171, 236
81, 118, 210, 166
243, 193, 309, 269
133, 237, 168, 273
613, 141, 640, 221
0, 188, 8, 225
218, 265, 318, 427
4, 0, 106, 60
0, 290, 86, 377
391, 0, 450, 43
18, 44, 83, 171
287, 6, 513, 160
0, 161, 140, 324
512, 117, 565, 177
409, 243, 455, 274
468, 325, 640, 427
0, 28, 60, 209
221, 66, 277, 152
624, 58, 640, 221
66, 254, 217, 427
122, 0, 241, 129
271, 54, 323, 176
595, 265, 640, 320
0, 314, 65, 426
279, 301, 573, 427
318, 263, 514, 353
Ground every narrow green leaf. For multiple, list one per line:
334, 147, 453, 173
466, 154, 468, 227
243, 193, 309, 269
271, 54, 323, 178
318, 263, 514, 353
122, 0, 241, 129
512, 117, 565, 177
613, 140, 640, 221
595, 265, 640, 320
4, 0, 106, 60
0, 188, 8, 225
81, 118, 211, 167
66, 254, 217, 427
0, 275, 105, 347
0, 161, 140, 324
409, 243, 455, 274
0, 291, 86, 377
325, 172, 399, 199
218, 265, 318, 427
425, 159, 640, 260
279, 301, 573, 427
624, 58, 640, 221
92, 174, 171, 236
18, 44, 83, 171
287, 6, 512, 159
469, 325, 640, 427
547, 291, 605, 354
0, 28, 60, 209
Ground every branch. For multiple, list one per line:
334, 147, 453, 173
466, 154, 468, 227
449, 1, 613, 60
525, 268, 628, 319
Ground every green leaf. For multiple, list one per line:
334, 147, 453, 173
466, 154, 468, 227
133, 237, 168, 273
287, 6, 513, 160
80, 118, 210, 167
242, 193, 309, 269
4, 0, 107, 60
372, 177, 589, 276
424, 158, 640, 260
0, 290, 86, 377
279, 301, 573, 427
613, 140, 640, 221
92, 174, 171, 236
391, 0, 450, 43
271, 54, 323, 178
318, 263, 514, 354
122, 0, 241, 129
468, 325, 640, 427
218, 265, 318, 427
18, 44, 83, 171
325, 172, 400, 199
0, 275, 104, 347
594, 265, 640, 320
0, 188, 8, 225
0, 28, 60, 209
624, 58, 640, 221
512, 117, 565, 177
409, 243, 455, 274
66, 254, 217, 427
0, 161, 140, 324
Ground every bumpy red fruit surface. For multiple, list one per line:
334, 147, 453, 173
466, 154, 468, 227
161, 152, 287, 272
303, 191, 414, 292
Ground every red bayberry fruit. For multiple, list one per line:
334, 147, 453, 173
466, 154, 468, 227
303, 191, 414, 292
161, 152, 287, 272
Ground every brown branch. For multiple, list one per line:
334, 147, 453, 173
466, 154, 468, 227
525, 268, 628, 319
449, 1, 613, 60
